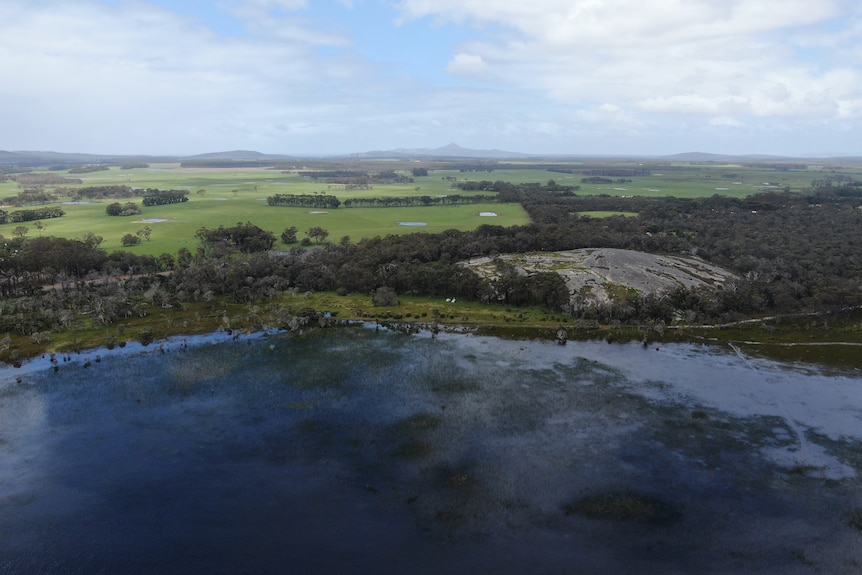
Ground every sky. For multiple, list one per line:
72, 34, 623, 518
1, 0, 861, 157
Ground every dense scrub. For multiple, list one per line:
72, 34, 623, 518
0, 182, 860, 338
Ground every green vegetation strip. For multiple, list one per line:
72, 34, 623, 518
4, 290, 861, 371
563, 490, 679, 523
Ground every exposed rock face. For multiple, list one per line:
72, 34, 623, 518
462, 248, 737, 306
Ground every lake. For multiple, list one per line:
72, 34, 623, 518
1, 327, 861, 574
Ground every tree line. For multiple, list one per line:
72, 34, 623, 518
267, 194, 341, 209
341, 194, 494, 207
142, 189, 189, 206
66, 185, 136, 200
0, 206, 65, 224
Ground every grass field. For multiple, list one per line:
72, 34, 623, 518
2, 159, 860, 255
0, 165, 530, 255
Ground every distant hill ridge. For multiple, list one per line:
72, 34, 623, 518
348, 142, 532, 159
1, 147, 860, 166
184, 150, 295, 161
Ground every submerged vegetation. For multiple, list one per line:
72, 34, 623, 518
563, 490, 679, 523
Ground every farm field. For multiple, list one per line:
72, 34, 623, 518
451, 160, 859, 198
0, 165, 529, 256
1, 159, 858, 255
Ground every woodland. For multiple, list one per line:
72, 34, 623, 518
0, 172, 860, 342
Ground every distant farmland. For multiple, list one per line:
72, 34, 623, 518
1, 158, 855, 255
0, 165, 529, 256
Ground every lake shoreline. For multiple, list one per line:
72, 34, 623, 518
4, 313, 861, 381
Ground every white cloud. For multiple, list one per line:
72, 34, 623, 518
446, 53, 486, 76
710, 116, 745, 128
576, 104, 641, 129
396, 0, 862, 128
0, 0, 364, 153
1, 0, 860, 155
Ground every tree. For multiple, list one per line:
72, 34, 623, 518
137, 226, 152, 241
13, 226, 27, 238
142, 190, 187, 206
306, 226, 329, 243
158, 252, 175, 271
106, 202, 141, 216
82, 231, 104, 248
34, 220, 44, 236
281, 226, 298, 244
195, 221, 275, 253
372, 286, 399, 306
121, 233, 141, 246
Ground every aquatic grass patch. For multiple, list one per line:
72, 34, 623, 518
392, 439, 436, 459
388, 413, 442, 460
563, 490, 679, 523
391, 412, 442, 432
427, 373, 480, 394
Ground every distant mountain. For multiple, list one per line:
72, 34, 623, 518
0, 150, 179, 167
346, 143, 532, 160
0, 150, 123, 166
2, 148, 858, 168
0, 149, 294, 167
184, 150, 295, 161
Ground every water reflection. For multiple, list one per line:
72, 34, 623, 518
1, 327, 861, 573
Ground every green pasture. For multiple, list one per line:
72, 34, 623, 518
0, 166, 529, 255
431, 162, 851, 198
75, 164, 509, 200
2, 159, 860, 255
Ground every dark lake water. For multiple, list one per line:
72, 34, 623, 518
1, 327, 861, 574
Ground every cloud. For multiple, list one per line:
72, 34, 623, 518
574, 104, 642, 130
227, 0, 349, 45
396, 0, 862, 126
446, 53, 486, 76
0, 0, 364, 153
1, 0, 861, 156
710, 116, 745, 128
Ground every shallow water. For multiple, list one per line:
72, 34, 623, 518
1, 328, 861, 574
